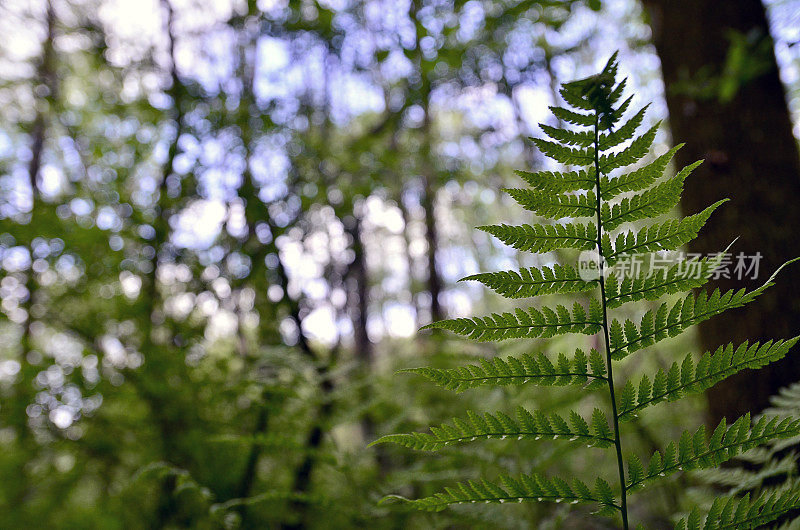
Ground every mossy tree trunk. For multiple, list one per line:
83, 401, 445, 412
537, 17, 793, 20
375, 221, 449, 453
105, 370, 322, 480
643, 0, 800, 421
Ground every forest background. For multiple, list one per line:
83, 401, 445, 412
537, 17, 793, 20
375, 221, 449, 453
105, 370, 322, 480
1, 0, 800, 528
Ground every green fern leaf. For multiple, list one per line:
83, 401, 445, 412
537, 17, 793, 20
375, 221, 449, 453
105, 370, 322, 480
619, 338, 800, 420
690, 381, 800, 525
560, 82, 600, 112
423, 300, 603, 342
606, 75, 626, 107
610, 260, 797, 359
611, 95, 634, 125
604, 200, 727, 263
674, 487, 800, 530
401, 349, 608, 392
598, 104, 649, 150
381, 472, 619, 512
599, 122, 660, 172
479, 222, 598, 254
560, 52, 619, 130
461, 264, 598, 298
604, 247, 730, 309
627, 414, 800, 492
514, 168, 596, 193
380, 53, 800, 528
540, 123, 595, 147
532, 137, 595, 166
600, 144, 683, 200
504, 188, 597, 219
371, 407, 614, 451
549, 105, 595, 127
601, 160, 701, 230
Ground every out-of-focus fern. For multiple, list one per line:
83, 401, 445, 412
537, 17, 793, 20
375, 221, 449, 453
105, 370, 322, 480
372, 53, 800, 528
686, 381, 800, 529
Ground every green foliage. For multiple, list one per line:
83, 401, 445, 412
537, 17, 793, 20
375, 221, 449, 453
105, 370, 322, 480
383, 472, 620, 515
618, 339, 798, 420
463, 264, 598, 298
372, 406, 614, 451
423, 299, 603, 341
604, 247, 729, 308
675, 488, 800, 530
478, 222, 598, 253
687, 381, 800, 528
404, 348, 607, 392
626, 413, 800, 490
376, 53, 800, 528
515, 168, 596, 193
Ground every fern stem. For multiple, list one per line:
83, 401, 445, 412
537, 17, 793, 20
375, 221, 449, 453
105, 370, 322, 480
594, 113, 630, 530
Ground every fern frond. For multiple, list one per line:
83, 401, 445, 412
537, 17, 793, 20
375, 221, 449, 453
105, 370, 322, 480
600, 144, 682, 200
423, 300, 603, 342
609, 259, 796, 359
766, 381, 800, 417
560, 52, 619, 130
371, 407, 614, 451
540, 123, 595, 147
549, 105, 595, 127
601, 160, 701, 231
531, 137, 595, 166
626, 414, 800, 492
382, 473, 620, 513
461, 264, 597, 299
607, 76, 626, 106
604, 200, 726, 263
598, 104, 648, 150
402, 348, 607, 392
694, 452, 798, 494
618, 338, 800, 420
604, 249, 728, 309
560, 82, 600, 112
515, 168, 596, 193
611, 95, 634, 125
599, 122, 660, 172
675, 488, 800, 530
504, 189, 597, 219
479, 222, 597, 254
380, 53, 800, 528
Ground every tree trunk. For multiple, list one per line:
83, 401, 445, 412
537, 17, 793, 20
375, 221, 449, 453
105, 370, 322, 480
411, 0, 444, 325
643, 0, 800, 422
421, 173, 443, 322
8, 0, 57, 513
347, 212, 372, 364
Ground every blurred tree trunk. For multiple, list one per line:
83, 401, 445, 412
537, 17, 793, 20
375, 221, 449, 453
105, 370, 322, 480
398, 192, 421, 329
421, 173, 442, 322
347, 212, 372, 364
8, 0, 57, 512
412, 0, 444, 324
149, 1, 189, 525
17, 0, 56, 440
643, 0, 800, 422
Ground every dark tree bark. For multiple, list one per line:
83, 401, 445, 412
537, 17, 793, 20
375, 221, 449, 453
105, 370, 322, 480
411, 0, 444, 324
17, 0, 56, 436
150, 2, 190, 526
421, 173, 443, 322
643, 0, 800, 422
231, 18, 323, 527
9, 0, 57, 512
346, 213, 372, 365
